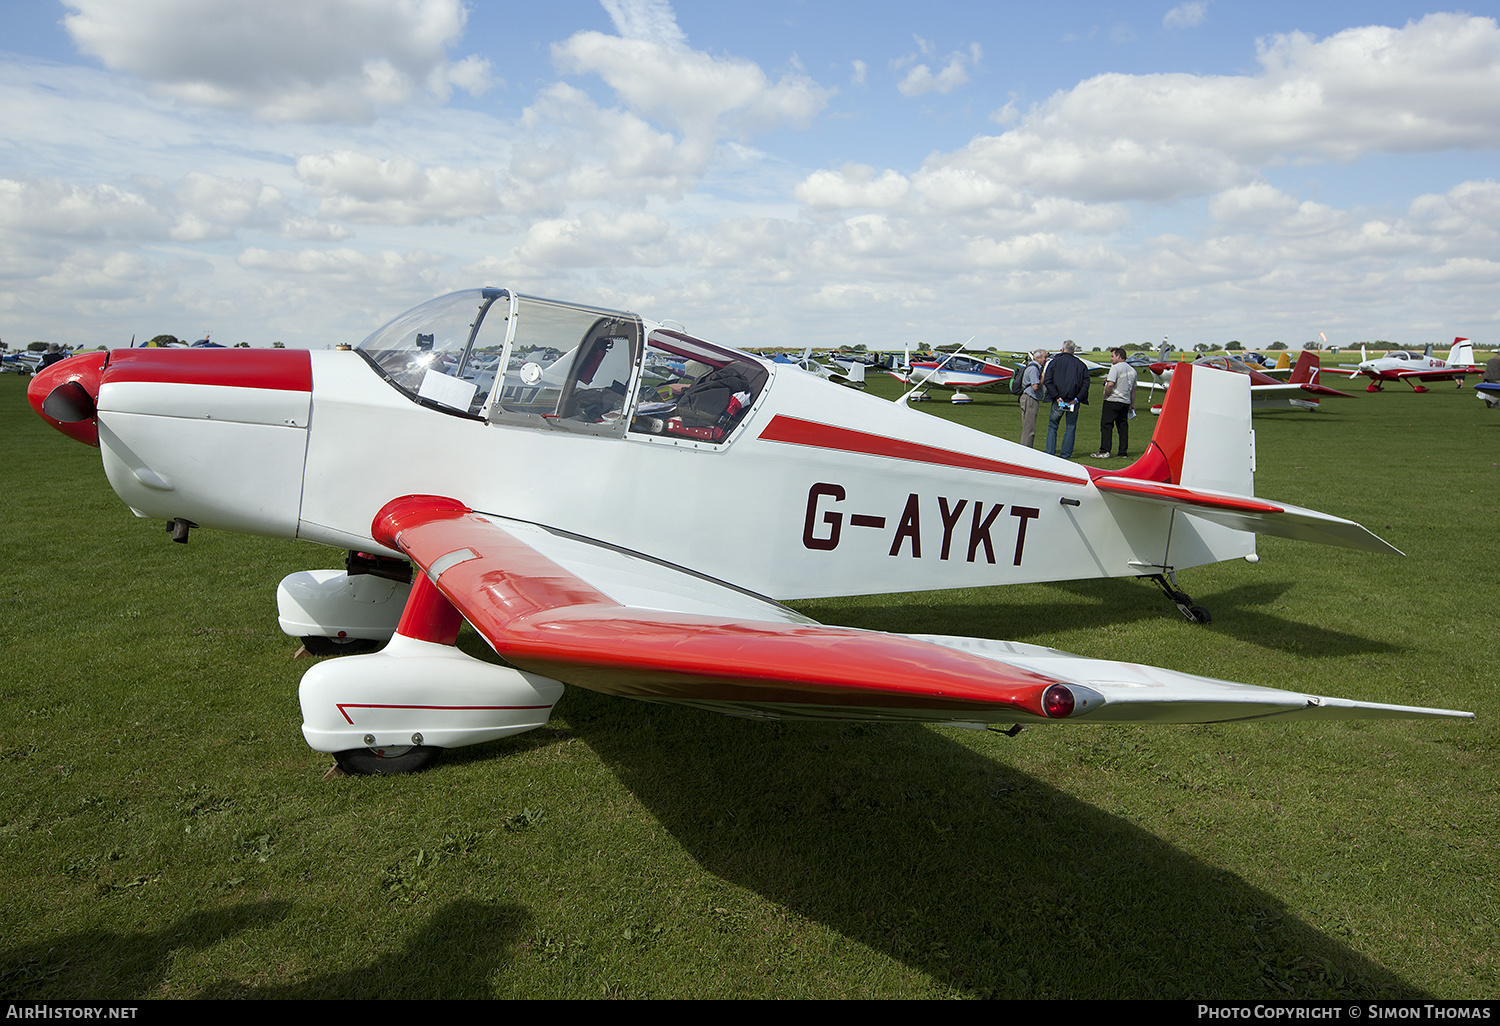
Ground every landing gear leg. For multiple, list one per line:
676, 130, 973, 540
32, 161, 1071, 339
1147, 572, 1211, 624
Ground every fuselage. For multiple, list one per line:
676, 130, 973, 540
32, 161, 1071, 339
31, 289, 1254, 603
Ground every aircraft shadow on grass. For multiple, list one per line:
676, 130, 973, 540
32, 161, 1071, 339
0, 901, 291, 999
193, 901, 531, 999
563, 693, 1427, 999
0, 897, 529, 1000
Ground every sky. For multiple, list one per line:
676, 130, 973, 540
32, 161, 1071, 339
2, 0, 1499, 352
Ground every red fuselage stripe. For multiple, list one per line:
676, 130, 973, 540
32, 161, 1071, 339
102, 348, 313, 391
757, 415, 1085, 484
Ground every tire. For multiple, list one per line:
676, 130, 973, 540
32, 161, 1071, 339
300, 635, 380, 656
332, 745, 443, 776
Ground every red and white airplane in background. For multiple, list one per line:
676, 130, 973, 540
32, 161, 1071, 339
1328, 338, 1482, 392
1143, 351, 1354, 412
886, 348, 1015, 403
28, 288, 1470, 774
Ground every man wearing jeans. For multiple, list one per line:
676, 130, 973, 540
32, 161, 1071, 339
1043, 340, 1090, 459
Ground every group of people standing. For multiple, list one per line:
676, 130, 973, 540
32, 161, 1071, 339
1016, 341, 1137, 460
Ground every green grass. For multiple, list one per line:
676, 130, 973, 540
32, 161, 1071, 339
1, 370, 1495, 999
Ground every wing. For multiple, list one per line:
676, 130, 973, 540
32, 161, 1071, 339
1247, 381, 1353, 398
1391, 368, 1473, 381
369, 496, 1468, 725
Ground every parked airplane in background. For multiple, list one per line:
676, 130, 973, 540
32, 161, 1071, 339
1, 350, 41, 374
1239, 351, 1293, 375
887, 345, 1014, 403
768, 349, 865, 389
28, 288, 1470, 775
1142, 352, 1352, 411
1327, 338, 1481, 392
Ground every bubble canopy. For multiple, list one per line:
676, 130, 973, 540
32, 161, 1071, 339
353, 289, 769, 444
355, 289, 645, 431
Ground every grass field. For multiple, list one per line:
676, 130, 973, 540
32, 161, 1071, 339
1, 366, 1495, 999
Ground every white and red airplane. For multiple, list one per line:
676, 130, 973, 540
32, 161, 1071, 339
1328, 338, 1482, 392
28, 288, 1470, 774
887, 349, 1015, 403
1144, 351, 1353, 412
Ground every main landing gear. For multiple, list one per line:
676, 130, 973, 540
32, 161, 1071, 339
1146, 572, 1212, 624
297, 569, 565, 777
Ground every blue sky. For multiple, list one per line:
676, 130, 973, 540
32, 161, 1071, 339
2, 0, 1498, 351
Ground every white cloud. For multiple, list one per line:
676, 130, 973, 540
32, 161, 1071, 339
238, 245, 444, 284
794, 165, 910, 209
1208, 182, 1342, 236
888, 13, 1500, 207
600, 0, 688, 49
1164, 3, 1208, 29
1404, 257, 1500, 284
62, 0, 489, 122
896, 42, 981, 97
296, 151, 501, 224
498, 210, 676, 272
505, 82, 697, 214
552, 31, 831, 140
0, 178, 167, 241
0, 173, 314, 244
1405, 179, 1500, 240
515, 16, 832, 214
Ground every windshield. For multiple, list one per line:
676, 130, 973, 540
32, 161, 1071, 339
356, 288, 508, 417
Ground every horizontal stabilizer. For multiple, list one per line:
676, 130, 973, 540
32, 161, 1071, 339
1092, 476, 1403, 555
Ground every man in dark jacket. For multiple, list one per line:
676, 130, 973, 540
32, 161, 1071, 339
1043, 339, 1090, 459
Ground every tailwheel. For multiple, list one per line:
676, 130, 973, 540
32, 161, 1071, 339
1146, 573, 1211, 625
333, 744, 444, 776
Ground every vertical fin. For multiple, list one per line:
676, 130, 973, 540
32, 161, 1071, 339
1114, 363, 1193, 484
1110, 363, 1254, 496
